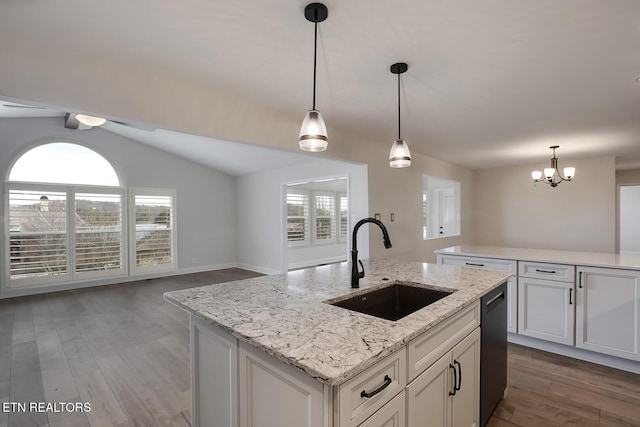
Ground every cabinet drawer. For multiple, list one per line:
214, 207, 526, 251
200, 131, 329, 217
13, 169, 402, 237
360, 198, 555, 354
519, 261, 574, 282
358, 390, 405, 427
407, 301, 480, 382
438, 255, 516, 273
337, 347, 406, 427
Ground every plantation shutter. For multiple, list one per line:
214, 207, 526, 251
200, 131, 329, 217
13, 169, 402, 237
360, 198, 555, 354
75, 192, 123, 273
287, 191, 309, 245
134, 193, 175, 268
314, 192, 335, 242
339, 193, 348, 241
9, 189, 69, 281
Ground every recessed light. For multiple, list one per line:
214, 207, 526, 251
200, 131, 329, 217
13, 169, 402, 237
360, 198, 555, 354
635, 76, 640, 83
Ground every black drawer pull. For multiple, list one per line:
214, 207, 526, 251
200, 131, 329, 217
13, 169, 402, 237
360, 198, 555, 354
465, 262, 485, 267
569, 288, 573, 305
361, 375, 392, 398
535, 269, 556, 274
454, 360, 462, 391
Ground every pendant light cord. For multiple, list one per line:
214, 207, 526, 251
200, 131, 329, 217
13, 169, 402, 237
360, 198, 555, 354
312, 19, 318, 110
397, 72, 401, 140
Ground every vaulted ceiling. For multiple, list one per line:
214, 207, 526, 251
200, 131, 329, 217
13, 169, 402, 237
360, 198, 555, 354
2, 0, 640, 170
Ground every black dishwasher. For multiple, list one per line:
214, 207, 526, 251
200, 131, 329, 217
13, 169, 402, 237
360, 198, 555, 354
480, 282, 507, 427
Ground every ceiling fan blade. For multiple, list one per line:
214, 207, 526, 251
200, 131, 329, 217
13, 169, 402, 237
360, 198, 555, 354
2, 103, 47, 109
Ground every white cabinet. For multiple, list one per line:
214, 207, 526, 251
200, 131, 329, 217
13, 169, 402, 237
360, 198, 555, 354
190, 301, 483, 427
407, 328, 480, 427
190, 316, 238, 427
438, 254, 517, 333
517, 261, 575, 345
576, 267, 640, 361
238, 341, 325, 427
336, 347, 406, 427
359, 391, 406, 427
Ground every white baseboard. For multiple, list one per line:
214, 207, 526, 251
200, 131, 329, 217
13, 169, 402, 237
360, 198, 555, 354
507, 333, 640, 374
287, 256, 347, 271
0, 262, 244, 299
235, 263, 282, 276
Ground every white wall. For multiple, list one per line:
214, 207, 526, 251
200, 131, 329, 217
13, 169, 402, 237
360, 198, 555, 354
236, 158, 368, 274
472, 156, 617, 253
0, 117, 238, 290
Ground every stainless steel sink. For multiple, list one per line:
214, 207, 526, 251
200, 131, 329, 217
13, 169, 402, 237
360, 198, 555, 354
329, 282, 454, 321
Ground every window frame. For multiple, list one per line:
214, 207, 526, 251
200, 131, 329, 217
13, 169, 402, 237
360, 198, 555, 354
5, 182, 126, 288
286, 189, 311, 247
3, 142, 178, 292
129, 188, 177, 275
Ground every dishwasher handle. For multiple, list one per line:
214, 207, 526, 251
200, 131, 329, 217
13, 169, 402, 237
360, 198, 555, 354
485, 291, 505, 313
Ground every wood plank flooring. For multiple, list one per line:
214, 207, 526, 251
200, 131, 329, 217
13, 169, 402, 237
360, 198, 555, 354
0, 269, 639, 426
0, 269, 262, 427
487, 344, 640, 426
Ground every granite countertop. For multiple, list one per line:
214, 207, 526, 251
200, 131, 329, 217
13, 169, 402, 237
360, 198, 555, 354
436, 245, 640, 271
164, 259, 511, 386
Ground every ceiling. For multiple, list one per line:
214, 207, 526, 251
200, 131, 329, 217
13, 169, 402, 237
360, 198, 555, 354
2, 0, 640, 170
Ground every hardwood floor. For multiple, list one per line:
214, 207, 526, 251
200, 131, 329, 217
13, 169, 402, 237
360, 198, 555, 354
0, 270, 639, 426
487, 344, 640, 426
0, 269, 262, 427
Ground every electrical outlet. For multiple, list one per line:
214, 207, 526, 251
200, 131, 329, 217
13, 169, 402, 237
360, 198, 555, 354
390, 213, 395, 221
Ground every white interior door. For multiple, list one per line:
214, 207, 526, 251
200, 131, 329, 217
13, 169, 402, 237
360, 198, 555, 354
437, 189, 455, 237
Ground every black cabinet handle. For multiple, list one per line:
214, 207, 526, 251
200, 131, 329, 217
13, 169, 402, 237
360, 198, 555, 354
454, 360, 462, 391
448, 364, 457, 396
535, 269, 556, 274
579, 271, 583, 289
465, 262, 485, 267
569, 288, 573, 305
361, 375, 392, 398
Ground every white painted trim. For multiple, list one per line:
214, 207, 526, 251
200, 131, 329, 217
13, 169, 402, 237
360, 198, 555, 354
287, 256, 347, 271
507, 333, 640, 375
235, 263, 282, 276
0, 262, 241, 299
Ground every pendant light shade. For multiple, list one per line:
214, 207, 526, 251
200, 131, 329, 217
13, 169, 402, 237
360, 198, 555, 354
389, 62, 411, 168
299, 3, 329, 152
299, 110, 328, 152
389, 139, 411, 168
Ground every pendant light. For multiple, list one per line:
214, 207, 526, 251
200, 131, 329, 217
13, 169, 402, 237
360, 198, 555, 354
299, 3, 329, 152
389, 62, 411, 168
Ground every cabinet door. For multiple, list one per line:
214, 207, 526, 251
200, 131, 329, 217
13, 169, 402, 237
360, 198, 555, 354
576, 267, 640, 361
506, 276, 518, 334
239, 341, 325, 427
518, 277, 574, 345
359, 391, 406, 427
450, 328, 480, 427
407, 351, 451, 427
191, 316, 237, 427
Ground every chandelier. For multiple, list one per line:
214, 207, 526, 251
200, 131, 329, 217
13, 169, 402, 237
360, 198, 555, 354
531, 145, 575, 187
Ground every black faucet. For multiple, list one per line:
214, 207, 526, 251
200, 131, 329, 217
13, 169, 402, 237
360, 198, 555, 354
351, 218, 392, 288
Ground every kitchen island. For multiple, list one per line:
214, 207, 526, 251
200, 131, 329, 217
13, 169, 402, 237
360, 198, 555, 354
164, 259, 511, 427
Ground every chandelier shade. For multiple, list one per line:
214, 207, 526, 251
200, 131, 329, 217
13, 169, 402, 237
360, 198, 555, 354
532, 145, 575, 187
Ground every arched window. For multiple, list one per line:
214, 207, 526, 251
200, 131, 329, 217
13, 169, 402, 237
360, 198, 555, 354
9, 142, 120, 186
7, 142, 125, 286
